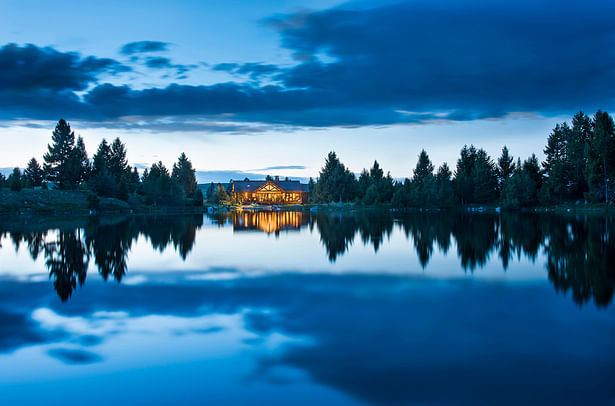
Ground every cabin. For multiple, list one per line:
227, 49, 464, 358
231, 177, 309, 205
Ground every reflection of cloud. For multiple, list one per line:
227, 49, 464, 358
0, 309, 53, 354
0, 271, 613, 405
186, 272, 240, 281
47, 348, 102, 364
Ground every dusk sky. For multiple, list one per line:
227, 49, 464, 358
1, 0, 614, 181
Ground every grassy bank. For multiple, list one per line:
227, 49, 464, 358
0, 189, 205, 216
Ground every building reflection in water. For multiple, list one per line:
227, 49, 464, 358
232, 210, 307, 235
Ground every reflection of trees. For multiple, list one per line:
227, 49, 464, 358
45, 231, 90, 302
86, 219, 136, 282
358, 212, 394, 253
314, 213, 358, 262
312, 211, 615, 307
546, 216, 615, 307
2, 211, 614, 307
2, 215, 204, 301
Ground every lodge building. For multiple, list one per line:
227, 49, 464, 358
231, 177, 309, 205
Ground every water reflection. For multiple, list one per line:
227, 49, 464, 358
233, 210, 307, 234
0, 210, 613, 307
1, 215, 203, 301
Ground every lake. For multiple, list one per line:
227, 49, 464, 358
0, 210, 614, 405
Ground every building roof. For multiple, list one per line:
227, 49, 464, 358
233, 180, 309, 192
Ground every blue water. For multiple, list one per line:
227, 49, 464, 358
0, 211, 613, 405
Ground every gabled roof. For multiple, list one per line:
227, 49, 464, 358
233, 180, 309, 192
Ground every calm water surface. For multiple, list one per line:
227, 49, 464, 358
0, 210, 614, 405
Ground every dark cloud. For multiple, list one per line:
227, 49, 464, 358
47, 348, 102, 364
0, 43, 129, 92
213, 62, 280, 80
3, 0, 615, 130
268, 0, 615, 118
120, 40, 170, 55
144, 56, 194, 77
212, 62, 239, 72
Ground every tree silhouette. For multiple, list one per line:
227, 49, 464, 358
43, 119, 76, 189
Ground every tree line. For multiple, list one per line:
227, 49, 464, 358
0, 119, 203, 207
310, 110, 615, 208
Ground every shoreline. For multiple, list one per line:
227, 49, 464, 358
2, 189, 612, 217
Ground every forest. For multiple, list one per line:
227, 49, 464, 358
0, 119, 203, 207
310, 110, 615, 208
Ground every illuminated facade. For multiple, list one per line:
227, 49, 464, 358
231, 178, 309, 205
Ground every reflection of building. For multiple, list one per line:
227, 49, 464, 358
232, 210, 308, 234
231, 177, 309, 205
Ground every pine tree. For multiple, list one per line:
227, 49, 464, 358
568, 111, 592, 199
369, 161, 384, 182
307, 177, 316, 203
8, 168, 23, 191
585, 110, 615, 202
92, 139, 112, 175
90, 139, 115, 197
472, 148, 498, 203
543, 123, 570, 202
24, 157, 45, 187
454, 145, 477, 204
316, 151, 357, 203
43, 119, 76, 189
109, 137, 128, 181
69, 136, 90, 185
436, 163, 452, 182
496, 146, 514, 191
171, 152, 197, 198
413, 150, 434, 186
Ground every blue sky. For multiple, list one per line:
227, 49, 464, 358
1, 0, 613, 181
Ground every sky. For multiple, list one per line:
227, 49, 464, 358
1, 0, 613, 182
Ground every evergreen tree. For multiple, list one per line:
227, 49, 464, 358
193, 187, 204, 207
436, 163, 452, 182
0, 173, 6, 189
435, 163, 455, 206
472, 149, 498, 203
142, 161, 184, 205
307, 177, 316, 203
413, 150, 434, 186
585, 110, 615, 202
24, 157, 44, 187
90, 139, 115, 197
109, 138, 128, 181
369, 161, 384, 183
357, 169, 371, 200
454, 145, 477, 204
70, 136, 90, 185
43, 119, 76, 189
92, 139, 112, 176
8, 168, 23, 191
543, 123, 570, 203
568, 111, 592, 199
316, 152, 357, 203
522, 154, 543, 192
496, 146, 514, 191
171, 152, 197, 198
